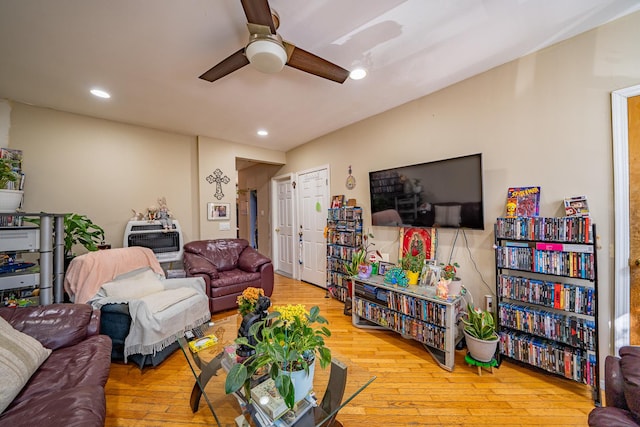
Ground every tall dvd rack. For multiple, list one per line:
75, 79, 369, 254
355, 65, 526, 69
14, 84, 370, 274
494, 216, 599, 404
326, 206, 363, 305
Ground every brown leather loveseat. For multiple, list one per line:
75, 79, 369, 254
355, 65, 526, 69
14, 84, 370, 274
589, 346, 640, 426
0, 304, 112, 427
183, 238, 274, 313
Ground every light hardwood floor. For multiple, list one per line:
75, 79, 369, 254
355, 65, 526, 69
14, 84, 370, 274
105, 274, 595, 426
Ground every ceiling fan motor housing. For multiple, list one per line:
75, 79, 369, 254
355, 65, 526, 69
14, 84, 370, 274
246, 36, 287, 74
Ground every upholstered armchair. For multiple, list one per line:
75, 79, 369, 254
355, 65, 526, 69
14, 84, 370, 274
588, 346, 640, 426
183, 239, 274, 313
64, 247, 211, 368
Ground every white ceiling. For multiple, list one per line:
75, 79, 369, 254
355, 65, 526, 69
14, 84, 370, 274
1, 0, 639, 152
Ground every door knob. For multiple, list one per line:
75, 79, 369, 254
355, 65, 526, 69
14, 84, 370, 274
275, 228, 280, 232
635, 259, 640, 267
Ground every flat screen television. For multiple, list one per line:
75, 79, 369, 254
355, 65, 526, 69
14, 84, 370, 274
369, 153, 484, 230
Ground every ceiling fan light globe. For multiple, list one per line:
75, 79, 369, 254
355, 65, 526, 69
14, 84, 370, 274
246, 39, 287, 74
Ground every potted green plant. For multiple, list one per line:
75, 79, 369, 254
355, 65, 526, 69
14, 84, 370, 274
0, 158, 23, 212
26, 213, 105, 260
462, 303, 498, 362
225, 304, 332, 409
439, 262, 462, 296
401, 252, 425, 284
344, 232, 381, 279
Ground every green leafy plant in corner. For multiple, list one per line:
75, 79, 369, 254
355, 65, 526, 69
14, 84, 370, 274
26, 213, 105, 258
225, 304, 332, 409
462, 303, 497, 341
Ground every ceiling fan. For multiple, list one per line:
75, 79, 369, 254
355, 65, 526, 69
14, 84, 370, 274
199, 0, 350, 84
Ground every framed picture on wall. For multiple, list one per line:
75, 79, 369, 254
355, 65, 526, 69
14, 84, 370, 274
208, 202, 230, 221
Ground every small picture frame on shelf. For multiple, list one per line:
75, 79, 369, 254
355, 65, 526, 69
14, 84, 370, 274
207, 202, 230, 221
331, 195, 345, 208
420, 259, 439, 286
377, 261, 394, 276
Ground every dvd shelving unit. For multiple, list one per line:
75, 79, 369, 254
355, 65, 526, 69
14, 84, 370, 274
326, 206, 363, 303
351, 274, 463, 371
494, 216, 600, 403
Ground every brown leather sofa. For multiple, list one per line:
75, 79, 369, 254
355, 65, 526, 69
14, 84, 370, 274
589, 346, 640, 426
183, 239, 274, 313
0, 304, 112, 427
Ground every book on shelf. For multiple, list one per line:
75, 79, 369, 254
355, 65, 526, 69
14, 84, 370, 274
535, 242, 594, 253
564, 196, 590, 217
250, 378, 289, 421
505, 186, 541, 218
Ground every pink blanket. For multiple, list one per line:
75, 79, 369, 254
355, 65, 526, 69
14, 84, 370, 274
64, 247, 165, 304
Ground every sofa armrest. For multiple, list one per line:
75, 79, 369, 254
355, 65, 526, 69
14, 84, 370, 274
238, 247, 271, 272
0, 303, 98, 350
619, 346, 640, 417
605, 355, 628, 410
260, 262, 274, 297
162, 276, 206, 294
184, 253, 219, 279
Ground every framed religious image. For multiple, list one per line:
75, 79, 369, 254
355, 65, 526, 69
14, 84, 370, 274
208, 202, 230, 221
377, 261, 394, 276
331, 195, 345, 208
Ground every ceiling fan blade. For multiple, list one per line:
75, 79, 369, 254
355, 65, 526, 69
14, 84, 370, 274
199, 48, 249, 82
240, 0, 276, 34
286, 45, 350, 84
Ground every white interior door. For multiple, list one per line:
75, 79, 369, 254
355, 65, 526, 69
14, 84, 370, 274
272, 175, 294, 277
297, 167, 329, 287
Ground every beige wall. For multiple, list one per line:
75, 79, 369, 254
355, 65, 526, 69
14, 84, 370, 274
279, 11, 640, 360
9, 103, 200, 252
197, 136, 284, 243
7, 104, 285, 257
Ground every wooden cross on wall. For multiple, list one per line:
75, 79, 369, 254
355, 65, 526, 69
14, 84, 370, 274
206, 168, 230, 200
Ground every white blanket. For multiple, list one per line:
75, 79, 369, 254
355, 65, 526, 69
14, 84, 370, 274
89, 277, 211, 362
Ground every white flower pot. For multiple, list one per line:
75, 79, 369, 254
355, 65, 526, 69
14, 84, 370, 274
283, 360, 315, 404
0, 189, 23, 213
464, 330, 498, 363
448, 279, 462, 297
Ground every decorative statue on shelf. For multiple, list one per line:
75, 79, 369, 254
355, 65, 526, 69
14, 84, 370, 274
155, 196, 173, 231
236, 295, 271, 359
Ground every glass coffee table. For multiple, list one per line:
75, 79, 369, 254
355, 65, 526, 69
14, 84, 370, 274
178, 314, 376, 427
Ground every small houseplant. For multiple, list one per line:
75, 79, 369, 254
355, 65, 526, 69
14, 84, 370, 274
344, 232, 381, 279
236, 287, 265, 317
225, 304, 332, 409
401, 252, 425, 284
0, 158, 23, 212
438, 262, 462, 297
462, 303, 498, 362
0, 158, 20, 189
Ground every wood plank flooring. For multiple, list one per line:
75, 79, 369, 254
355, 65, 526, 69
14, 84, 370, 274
105, 274, 595, 426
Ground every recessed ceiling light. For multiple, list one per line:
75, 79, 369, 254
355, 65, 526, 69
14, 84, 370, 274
90, 88, 111, 99
257, 129, 269, 136
349, 68, 367, 80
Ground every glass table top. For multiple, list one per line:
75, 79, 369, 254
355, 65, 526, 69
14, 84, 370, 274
178, 313, 376, 427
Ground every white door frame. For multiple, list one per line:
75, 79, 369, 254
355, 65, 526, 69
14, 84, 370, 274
612, 84, 640, 352
271, 173, 295, 278
295, 164, 330, 284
